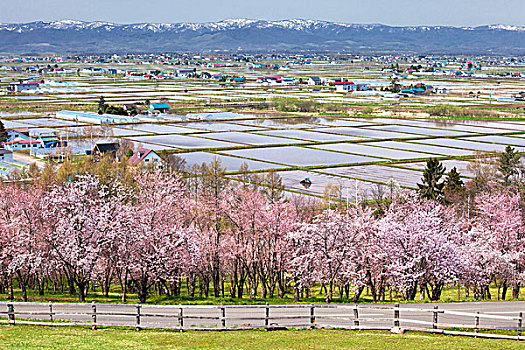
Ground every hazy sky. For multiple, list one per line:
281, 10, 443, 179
1, 0, 524, 26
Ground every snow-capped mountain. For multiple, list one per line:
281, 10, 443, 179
0, 19, 524, 54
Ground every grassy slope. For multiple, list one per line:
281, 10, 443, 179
1, 326, 523, 350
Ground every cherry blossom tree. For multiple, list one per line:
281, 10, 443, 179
42, 174, 126, 301
7, 184, 49, 301
120, 171, 190, 303
469, 189, 525, 299
289, 209, 361, 302
225, 188, 298, 299
1, 161, 525, 305
379, 195, 463, 301
0, 183, 26, 299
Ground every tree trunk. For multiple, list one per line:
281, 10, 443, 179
77, 281, 86, 302
512, 282, 520, 299
502, 281, 508, 300
137, 279, 148, 304
326, 281, 333, 302
261, 280, 267, 299
420, 284, 426, 301
8, 277, 14, 301
212, 260, 221, 298
293, 278, 299, 302
66, 272, 76, 295
406, 282, 418, 301
120, 270, 128, 303
37, 278, 45, 296
277, 273, 286, 299
189, 276, 196, 298
230, 269, 238, 299
16, 271, 27, 302
353, 286, 364, 303
237, 278, 245, 299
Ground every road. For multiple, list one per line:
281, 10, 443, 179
2, 301, 525, 331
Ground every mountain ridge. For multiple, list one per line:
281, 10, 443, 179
1, 19, 524, 54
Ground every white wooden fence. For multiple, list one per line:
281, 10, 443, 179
0, 302, 523, 341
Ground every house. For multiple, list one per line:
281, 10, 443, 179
128, 148, 165, 168
256, 76, 295, 86
308, 76, 322, 85
225, 77, 245, 83
257, 76, 282, 84
91, 142, 119, 160
6, 81, 41, 93
6, 128, 30, 142
401, 83, 434, 95
0, 149, 13, 161
335, 82, 356, 92
281, 77, 296, 85
39, 133, 67, 148
4, 139, 42, 151
176, 68, 197, 78
148, 103, 170, 114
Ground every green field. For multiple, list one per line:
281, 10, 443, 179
0, 326, 523, 350
0, 282, 519, 305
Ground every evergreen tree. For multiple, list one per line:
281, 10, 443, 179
444, 167, 465, 193
104, 105, 127, 116
499, 145, 521, 185
0, 120, 7, 143
417, 158, 446, 201
98, 96, 107, 115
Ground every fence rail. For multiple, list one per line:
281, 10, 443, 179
0, 301, 523, 341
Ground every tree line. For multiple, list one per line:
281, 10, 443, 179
0, 146, 524, 304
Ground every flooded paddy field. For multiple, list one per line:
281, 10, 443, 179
5, 111, 525, 200
2, 55, 525, 200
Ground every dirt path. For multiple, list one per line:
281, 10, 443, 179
12, 152, 47, 168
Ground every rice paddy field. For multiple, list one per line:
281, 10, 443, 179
3, 111, 525, 201
2, 56, 525, 199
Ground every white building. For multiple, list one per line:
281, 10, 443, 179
335, 82, 356, 92
308, 76, 322, 85
128, 148, 165, 168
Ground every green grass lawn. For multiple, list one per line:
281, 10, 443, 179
0, 283, 520, 305
0, 326, 523, 350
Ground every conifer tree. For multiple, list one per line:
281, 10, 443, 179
98, 96, 107, 115
444, 167, 464, 193
417, 158, 446, 201
0, 120, 7, 143
499, 145, 521, 185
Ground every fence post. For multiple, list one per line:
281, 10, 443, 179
179, 307, 184, 331
353, 305, 360, 328
393, 303, 400, 328
265, 303, 269, 328
91, 301, 97, 330
518, 312, 522, 340
221, 304, 226, 328
7, 303, 15, 326
432, 306, 439, 329
310, 304, 315, 329
49, 302, 54, 323
136, 304, 141, 331
475, 312, 480, 336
